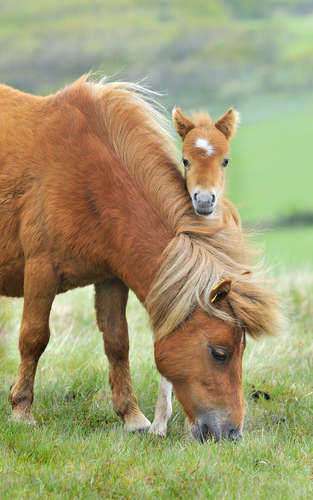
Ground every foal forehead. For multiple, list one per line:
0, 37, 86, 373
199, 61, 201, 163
185, 127, 229, 157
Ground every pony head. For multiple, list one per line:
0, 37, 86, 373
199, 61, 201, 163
154, 279, 245, 442
147, 227, 280, 443
173, 107, 239, 217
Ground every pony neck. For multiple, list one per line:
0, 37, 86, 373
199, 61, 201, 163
91, 153, 174, 303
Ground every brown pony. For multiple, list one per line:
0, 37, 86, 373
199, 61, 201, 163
0, 77, 280, 441
172, 107, 239, 218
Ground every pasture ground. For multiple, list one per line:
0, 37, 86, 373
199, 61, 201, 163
1, 271, 313, 499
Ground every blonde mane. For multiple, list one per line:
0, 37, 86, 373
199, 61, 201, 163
79, 76, 281, 341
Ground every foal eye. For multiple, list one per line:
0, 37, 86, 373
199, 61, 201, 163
182, 158, 190, 169
209, 346, 228, 363
222, 158, 229, 168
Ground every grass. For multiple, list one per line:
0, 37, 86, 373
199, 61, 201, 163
1, 273, 313, 498
261, 227, 313, 269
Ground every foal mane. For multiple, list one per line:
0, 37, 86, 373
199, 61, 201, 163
71, 76, 281, 341
190, 111, 214, 129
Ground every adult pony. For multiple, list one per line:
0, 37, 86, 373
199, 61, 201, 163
173, 107, 239, 218
0, 77, 280, 441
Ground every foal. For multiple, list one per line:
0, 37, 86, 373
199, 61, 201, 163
172, 107, 239, 218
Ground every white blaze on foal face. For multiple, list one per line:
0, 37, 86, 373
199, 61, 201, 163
172, 106, 240, 217
195, 138, 215, 157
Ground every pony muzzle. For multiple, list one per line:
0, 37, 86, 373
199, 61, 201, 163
192, 190, 217, 216
191, 411, 242, 443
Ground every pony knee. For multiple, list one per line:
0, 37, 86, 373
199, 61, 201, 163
19, 324, 50, 361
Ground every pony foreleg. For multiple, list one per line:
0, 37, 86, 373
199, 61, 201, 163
149, 376, 172, 437
9, 258, 56, 424
95, 280, 151, 432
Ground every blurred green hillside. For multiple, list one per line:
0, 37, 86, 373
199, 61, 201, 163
1, 0, 313, 107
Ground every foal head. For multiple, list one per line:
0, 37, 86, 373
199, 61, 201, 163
173, 107, 239, 217
154, 280, 245, 442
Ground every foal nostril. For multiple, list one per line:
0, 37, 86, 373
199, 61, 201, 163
193, 191, 216, 205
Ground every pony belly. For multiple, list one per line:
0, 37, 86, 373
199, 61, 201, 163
54, 258, 114, 294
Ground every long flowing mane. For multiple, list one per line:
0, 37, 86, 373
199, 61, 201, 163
64, 76, 281, 341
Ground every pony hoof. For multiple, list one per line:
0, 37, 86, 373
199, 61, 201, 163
149, 421, 167, 437
11, 410, 37, 426
124, 412, 151, 433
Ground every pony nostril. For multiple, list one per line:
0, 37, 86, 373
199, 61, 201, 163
228, 428, 241, 441
193, 191, 200, 201
201, 423, 209, 435
199, 423, 209, 442
211, 193, 216, 204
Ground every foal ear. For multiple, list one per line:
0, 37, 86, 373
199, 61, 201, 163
210, 279, 232, 304
172, 107, 195, 139
215, 108, 240, 140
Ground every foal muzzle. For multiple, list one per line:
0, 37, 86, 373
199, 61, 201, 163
192, 190, 216, 216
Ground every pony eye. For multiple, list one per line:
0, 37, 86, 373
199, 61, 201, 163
222, 158, 229, 168
182, 158, 190, 169
209, 346, 228, 363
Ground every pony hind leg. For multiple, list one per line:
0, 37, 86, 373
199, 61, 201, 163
95, 280, 151, 432
9, 257, 57, 424
149, 376, 172, 437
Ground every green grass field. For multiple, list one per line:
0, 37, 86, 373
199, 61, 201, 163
1, 274, 313, 498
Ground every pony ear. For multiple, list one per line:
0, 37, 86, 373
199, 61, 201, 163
215, 108, 240, 140
172, 107, 195, 139
210, 279, 232, 304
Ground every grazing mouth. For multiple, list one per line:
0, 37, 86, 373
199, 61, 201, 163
191, 422, 219, 443
191, 420, 242, 443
